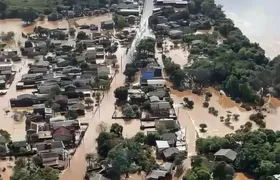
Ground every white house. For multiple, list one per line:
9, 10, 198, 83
147, 79, 166, 88
85, 47, 96, 59
0, 61, 13, 71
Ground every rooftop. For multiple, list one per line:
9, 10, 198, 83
163, 147, 179, 158
146, 170, 167, 179
156, 140, 169, 149
214, 149, 237, 161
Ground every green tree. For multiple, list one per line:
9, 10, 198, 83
212, 161, 235, 180
170, 69, 186, 87
69, 27, 76, 36
32, 155, 42, 166
174, 151, 188, 167
156, 123, 167, 135
122, 104, 136, 118
85, 153, 97, 167
113, 15, 127, 28
114, 86, 128, 101
20, 8, 37, 23
133, 132, 146, 144
199, 124, 207, 132
145, 132, 161, 146
38, 14, 45, 21
201, 0, 216, 15
110, 123, 123, 137
77, 31, 87, 40
0, 129, 11, 142
108, 144, 132, 178
124, 65, 137, 80
85, 97, 94, 107
96, 132, 120, 158
188, 1, 197, 14
136, 37, 156, 55
196, 168, 211, 180
108, 140, 157, 176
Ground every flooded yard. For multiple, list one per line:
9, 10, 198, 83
170, 84, 280, 139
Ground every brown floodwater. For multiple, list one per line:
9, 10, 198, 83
0, 16, 132, 180
59, 47, 142, 180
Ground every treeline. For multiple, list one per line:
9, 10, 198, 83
0, 0, 118, 19
191, 129, 280, 180
150, 0, 280, 103
184, 0, 279, 104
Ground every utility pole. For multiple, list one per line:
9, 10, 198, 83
177, 106, 180, 119
120, 55, 123, 72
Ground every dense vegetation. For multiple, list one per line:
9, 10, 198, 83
95, 124, 160, 179
11, 157, 59, 180
0, 0, 117, 19
189, 129, 280, 180
150, 0, 280, 104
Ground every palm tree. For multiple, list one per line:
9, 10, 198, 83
85, 153, 97, 167
96, 92, 101, 102
85, 97, 94, 107
174, 151, 187, 173
233, 113, 240, 121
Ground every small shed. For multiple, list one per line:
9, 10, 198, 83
101, 20, 114, 30
168, 30, 183, 39
214, 149, 237, 162
156, 140, 169, 153
146, 170, 167, 180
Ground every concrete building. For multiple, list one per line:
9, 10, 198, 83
147, 79, 166, 88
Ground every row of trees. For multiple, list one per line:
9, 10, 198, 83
11, 157, 59, 180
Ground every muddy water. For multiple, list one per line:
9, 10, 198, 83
216, 0, 280, 58
0, 19, 69, 48
75, 14, 112, 26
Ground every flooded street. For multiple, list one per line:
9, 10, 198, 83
0, 58, 33, 179
216, 0, 280, 58
61, 2, 154, 179
1, 0, 280, 179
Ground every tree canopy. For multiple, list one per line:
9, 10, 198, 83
196, 129, 280, 179
11, 158, 59, 180
114, 86, 128, 101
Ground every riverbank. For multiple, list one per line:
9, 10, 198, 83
216, 0, 280, 58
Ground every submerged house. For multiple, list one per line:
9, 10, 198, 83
52, 126, 75, 146
101, 20, 114, 30
10, 94, 42, 107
